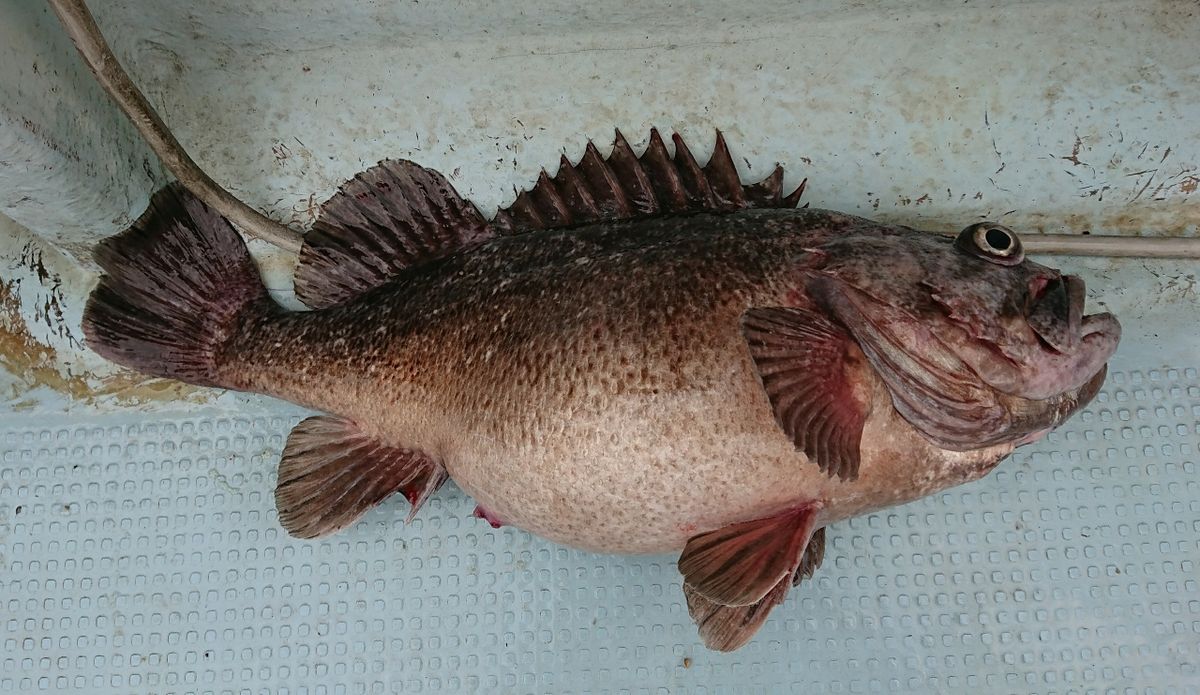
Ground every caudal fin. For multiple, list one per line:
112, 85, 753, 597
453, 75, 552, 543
83, 184, 273, 387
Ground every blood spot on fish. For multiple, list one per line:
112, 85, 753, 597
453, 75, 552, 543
784, 287, 809, 306
473, 504, 505, 528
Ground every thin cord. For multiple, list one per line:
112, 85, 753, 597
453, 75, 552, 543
47, 0, 303, 253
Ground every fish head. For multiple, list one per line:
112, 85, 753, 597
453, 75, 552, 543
920, 222, 1121, 399
811, 219, 1121, 450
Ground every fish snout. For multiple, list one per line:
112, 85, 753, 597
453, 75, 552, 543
1027, 273, 1086, 353
1009, 273, 1119, 401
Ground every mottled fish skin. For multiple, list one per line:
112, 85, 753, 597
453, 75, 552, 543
80, 136, 1120, 652
215, 208, 1102, 553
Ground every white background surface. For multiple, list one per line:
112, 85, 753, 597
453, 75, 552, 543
2, 359, 1198, 692
1, 0, 1198, 692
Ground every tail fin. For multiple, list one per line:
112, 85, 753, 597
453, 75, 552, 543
83, 184, 273, 387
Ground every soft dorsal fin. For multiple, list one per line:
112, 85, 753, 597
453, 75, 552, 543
296, 130, 807, 308
493, 129, 806, 234
295, 161, 496, 309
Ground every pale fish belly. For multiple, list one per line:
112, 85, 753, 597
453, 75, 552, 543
442, 362, 1015, 555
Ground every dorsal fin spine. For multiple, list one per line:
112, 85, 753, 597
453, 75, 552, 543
530, 170, 572, 227
554, 154, 601, 222
670, 132, 718, 208
608, 130, 659, 215
295, 130, 807, 308
702, 132, 746, 208
642, 129, 689, 212
578, 142, 628, 217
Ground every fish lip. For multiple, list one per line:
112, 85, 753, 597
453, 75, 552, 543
1028, 274, 1086, 353
1055, 361, 1109, 421
1014, 361, 1110, 448
1079, 311, 1122, 370
1053, 311, 1120, 397
1074, 361, 1109, 407
1051, 361, 1110, 429
1081, 310, 1120, 337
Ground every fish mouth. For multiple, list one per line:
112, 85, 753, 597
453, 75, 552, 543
1018, 273, 1120, 400
1028, 273, 1120, 356
1027, 274, 1086, 353
945, 273, 1120, 402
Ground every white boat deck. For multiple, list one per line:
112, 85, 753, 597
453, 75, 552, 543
1, 0, 1197, 692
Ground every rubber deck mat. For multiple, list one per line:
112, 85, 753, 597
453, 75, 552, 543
2, 366, 1198, 693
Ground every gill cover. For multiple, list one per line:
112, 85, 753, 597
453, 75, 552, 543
806, 275, 1013, 450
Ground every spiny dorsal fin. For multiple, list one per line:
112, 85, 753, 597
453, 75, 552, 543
296, 131, 807, 308
492, 129, 806, 234
295, 161, 496, 309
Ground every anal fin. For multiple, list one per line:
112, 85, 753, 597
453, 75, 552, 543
275, 415, 447, 538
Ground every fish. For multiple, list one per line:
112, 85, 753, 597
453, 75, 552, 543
82, 130, 1121, 651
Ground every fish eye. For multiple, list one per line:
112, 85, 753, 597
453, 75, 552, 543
955, 222, 1024, 266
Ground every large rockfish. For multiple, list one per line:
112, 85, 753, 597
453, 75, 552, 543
83, 131, 1120, 650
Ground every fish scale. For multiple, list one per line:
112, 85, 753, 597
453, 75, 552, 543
79, 131, 1119, 650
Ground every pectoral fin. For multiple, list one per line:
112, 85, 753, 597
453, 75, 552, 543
275, 415, 447, 538
742, 307, 871, 480
684, 527, 827, 651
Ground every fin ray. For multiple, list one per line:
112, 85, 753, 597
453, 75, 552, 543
82, 183, 271, 388
684, 525, 828, 651
296, 161, 495, 309
670, 133, 717, 209
275, 415, 447, 538
608, 130, 659, 214
742, 306, 872, 480
794, 527, 826, 585
495, 128, 807, 234
684, 577, 789, 652
678, 504, 821, 607
807, 276, 1012, 450
298, 130, 807, 306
